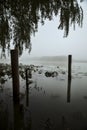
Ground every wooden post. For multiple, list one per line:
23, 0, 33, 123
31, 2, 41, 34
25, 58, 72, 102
25, 68, 32, 106
68, 55, 72, 80
25, 68, 29, 90
25, 68, 29, 107
11, 49, 20, 103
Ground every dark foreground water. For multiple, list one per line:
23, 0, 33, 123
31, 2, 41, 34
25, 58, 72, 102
0, 62, 87, 130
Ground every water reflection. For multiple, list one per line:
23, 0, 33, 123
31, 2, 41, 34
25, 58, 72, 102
13, 102, 24, 130
26, 84, 29, 107
67, 79, 72, 103
13, 98, 32, 130
0, 63, 87, 129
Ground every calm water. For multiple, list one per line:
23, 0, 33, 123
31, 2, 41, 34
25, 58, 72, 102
0, 61, 87, 130
0, 0, 87, 129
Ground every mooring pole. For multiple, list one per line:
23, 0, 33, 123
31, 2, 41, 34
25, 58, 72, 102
25, 68, 28, 90
68, 55, 72, 80
11, 49, 20, 103
25, 68, 30, 107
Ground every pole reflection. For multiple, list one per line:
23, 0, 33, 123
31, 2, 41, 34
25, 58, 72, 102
13, 101, 24, 130
67, 78, 72, 103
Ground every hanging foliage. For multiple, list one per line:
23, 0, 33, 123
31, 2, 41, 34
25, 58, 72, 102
0, 0, 83, 56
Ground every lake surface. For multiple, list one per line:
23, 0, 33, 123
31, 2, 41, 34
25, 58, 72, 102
0, 0, 87, 129
0, 61, 87, 130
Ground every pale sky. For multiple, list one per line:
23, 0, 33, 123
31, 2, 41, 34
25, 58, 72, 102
21, 1, 87, 61
0, 1, 87, 63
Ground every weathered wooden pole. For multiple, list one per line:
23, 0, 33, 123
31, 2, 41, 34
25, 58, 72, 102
25, 68, 29, 90
25, 68, 32, 107
11, 49, 20, 103
25, 68, 29, 107
68, 55, 72, 80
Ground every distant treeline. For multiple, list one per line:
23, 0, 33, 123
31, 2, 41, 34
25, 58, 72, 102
30, 56, 68, 62
29, 56, 87, 63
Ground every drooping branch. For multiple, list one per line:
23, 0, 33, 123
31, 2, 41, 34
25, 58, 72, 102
0, 0, 83, 56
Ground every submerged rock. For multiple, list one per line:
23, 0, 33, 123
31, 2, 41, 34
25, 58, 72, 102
61, 71, 66, 75
45, 71, 58, 77
52, 71, 58, 77
38, 70, 43, 74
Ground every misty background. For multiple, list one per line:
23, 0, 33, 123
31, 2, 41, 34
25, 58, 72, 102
0, 0, 87, 63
